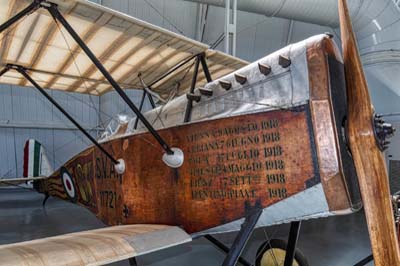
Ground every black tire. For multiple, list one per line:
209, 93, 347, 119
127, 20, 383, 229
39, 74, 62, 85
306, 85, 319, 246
255, 238, 309, 266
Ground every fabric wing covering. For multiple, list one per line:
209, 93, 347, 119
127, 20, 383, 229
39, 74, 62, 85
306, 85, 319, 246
0, 0, 248, 97
0, 224, 192, 266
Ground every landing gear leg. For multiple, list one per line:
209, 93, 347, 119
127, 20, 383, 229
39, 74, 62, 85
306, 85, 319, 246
128, 257, 138, 266
353, 255, 373, 266
222, 207, 263, 266
284, 221, 301, 266
42, 193, 50, 207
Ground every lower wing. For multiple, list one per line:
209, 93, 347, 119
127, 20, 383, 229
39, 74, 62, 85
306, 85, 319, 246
0, 224, 191, 266
0, 176, 48, 187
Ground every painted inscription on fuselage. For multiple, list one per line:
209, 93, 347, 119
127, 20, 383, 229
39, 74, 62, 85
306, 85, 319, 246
95, 154, 123, 210
185, 117, 288, 201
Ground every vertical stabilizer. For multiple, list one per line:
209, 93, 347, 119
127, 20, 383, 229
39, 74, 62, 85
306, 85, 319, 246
23, 139, 53, 178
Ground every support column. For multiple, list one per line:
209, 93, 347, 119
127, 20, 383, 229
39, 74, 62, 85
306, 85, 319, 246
224, 0, 237, 56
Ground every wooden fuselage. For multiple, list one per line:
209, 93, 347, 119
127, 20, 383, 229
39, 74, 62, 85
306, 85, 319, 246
36, 35, 361, 234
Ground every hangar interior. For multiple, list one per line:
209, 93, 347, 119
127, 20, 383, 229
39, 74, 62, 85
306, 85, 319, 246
1, 0, 400, 265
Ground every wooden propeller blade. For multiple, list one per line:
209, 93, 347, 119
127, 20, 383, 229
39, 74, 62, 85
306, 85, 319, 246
338, 0, 400, 264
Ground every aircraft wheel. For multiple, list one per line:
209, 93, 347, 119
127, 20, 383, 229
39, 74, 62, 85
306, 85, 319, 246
255, 239, 309, 266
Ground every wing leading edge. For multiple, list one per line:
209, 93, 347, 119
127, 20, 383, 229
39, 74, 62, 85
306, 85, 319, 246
0, 224, 191, 266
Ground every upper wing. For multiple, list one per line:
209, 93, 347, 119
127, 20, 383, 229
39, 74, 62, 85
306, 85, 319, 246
0, 0, 248, 96
0, 224, 191, 266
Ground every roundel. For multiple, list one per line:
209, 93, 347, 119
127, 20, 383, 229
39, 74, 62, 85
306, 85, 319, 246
60, 167, 77, 202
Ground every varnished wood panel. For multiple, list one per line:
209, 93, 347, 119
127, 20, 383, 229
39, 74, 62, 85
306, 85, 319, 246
42, 106, 319, 233
307, 37, 352, 212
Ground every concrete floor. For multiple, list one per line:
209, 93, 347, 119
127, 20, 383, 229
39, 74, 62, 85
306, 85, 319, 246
0, 187, 373, 266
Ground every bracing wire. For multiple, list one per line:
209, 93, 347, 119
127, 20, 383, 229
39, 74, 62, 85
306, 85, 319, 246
142, 0, 185, 35
149, 58, 197, 128
0, 9, 30, 45
52, 17, 107, 128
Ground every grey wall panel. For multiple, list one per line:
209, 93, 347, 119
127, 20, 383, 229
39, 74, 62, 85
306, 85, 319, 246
0, 83, 100, 178
100, 0, 198, 38
11, 86, 53, 123
53, 129, 94, 168
0, 128, 16, 178
51, 90, 99, 128
0, 84, 13, 121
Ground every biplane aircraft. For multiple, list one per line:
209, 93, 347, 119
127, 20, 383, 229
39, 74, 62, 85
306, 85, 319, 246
0, 0, 399, 265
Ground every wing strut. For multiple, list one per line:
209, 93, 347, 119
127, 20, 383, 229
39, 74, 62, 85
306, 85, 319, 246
45, 3, 175, 155
0, 0, 43, 33
0, 64, 122, 169
0, 1, 184, 168
184, 53, 213, 123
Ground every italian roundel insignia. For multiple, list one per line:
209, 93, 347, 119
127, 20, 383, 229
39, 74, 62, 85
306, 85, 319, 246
60, 167, 77, 203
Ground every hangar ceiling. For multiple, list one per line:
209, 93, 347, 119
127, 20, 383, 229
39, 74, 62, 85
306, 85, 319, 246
181, 0, 400, 118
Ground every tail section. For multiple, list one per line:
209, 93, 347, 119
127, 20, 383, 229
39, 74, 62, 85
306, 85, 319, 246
23, 139, 53, 178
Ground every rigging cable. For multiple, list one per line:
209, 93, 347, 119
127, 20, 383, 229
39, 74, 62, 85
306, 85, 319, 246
142, 0, 185, 35
53, 17, 107, 129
